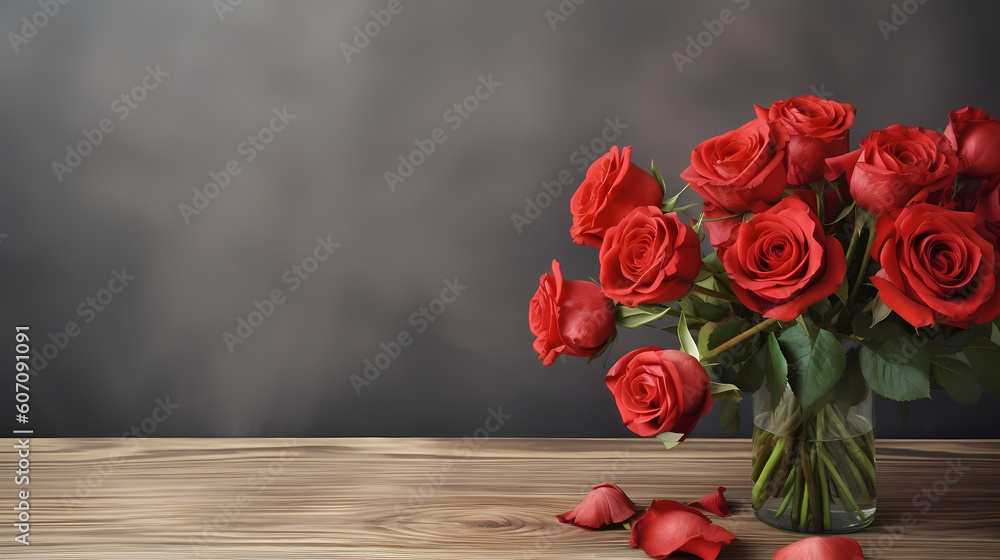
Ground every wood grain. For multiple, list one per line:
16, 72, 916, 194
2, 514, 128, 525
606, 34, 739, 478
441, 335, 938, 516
1, 438, 998, 559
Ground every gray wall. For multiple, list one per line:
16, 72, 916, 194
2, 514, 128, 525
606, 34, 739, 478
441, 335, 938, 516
2, 0, 999, 438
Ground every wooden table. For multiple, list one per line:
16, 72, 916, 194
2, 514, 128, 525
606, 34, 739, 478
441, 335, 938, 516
2, 438, 998, 559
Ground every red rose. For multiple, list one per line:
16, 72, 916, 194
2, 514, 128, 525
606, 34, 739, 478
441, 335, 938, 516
598, 206, 702, 306
718, 197, 847, 321
556, 483, 640, 529
605, 347, 713, 438
629, 500, 736, 560
773, 536, 865, 560
755, 95, 856, 185
570, 146, 664, 248
870, 203, 1000, 328
825, 124, 960, 213
529, 259, 615, 366
957, 175, 1000, 239
680, 118, 788, 214
945, 106, 1000, 178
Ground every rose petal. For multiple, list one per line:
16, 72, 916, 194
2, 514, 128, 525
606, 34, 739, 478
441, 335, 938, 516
688, 486, 732, 517
773, 536, 865, 560
556, 483, 640, 529
629, 500, 735, 560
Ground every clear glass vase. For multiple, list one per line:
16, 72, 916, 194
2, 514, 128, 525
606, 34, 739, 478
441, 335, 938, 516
751, 383, 876, 533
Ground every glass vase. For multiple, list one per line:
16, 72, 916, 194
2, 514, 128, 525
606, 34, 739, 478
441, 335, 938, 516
750, 383, 876, 533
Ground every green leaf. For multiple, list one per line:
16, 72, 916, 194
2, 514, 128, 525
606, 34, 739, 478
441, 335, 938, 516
710, 382, 742, 402
586, 330, 617, 366
655, 431, 685, 450
962, 337, 1000, 393
930, 355, 983, 406
679, 295, 729, 322
651, 161, 668, 196
708, 317, 755, 357
719, 400, 740, 437
678, 311, 699, 361
870, 294, 892, 327
615, 304, 672, 329
743, 332, 787, 409
827, 200, 857, 226
858, 321, 931, 401
780, 326, 846, 410
698, 322, 718, 359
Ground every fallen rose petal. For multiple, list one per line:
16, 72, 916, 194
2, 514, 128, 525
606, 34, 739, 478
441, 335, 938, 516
556, 483, 640, 529
688, 487, 732, 517
773, 536, 865, 560
629, 499, 736, 560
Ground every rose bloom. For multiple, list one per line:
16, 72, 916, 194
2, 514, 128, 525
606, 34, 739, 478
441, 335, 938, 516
680, 118, 788, 215
629, 500, 736, 560
598, 206, 702, 306
718, 197, 846, 322
870, 203, 1000, 328
570, 145, 664, 248
945, 106, 1000, 178
825, 124, 960, 213
605, 347, 713, 439
528, 259, 615, 366
957, 175, 1000, 239
755, 94, 856, 185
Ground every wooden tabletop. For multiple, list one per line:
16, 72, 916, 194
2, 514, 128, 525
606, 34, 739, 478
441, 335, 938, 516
2, 438, 998, 559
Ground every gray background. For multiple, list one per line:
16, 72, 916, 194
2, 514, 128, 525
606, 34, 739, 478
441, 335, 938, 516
2, 0, 999, 437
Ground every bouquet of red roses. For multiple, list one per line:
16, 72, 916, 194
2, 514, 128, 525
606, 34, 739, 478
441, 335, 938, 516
528, 96, 1000, 536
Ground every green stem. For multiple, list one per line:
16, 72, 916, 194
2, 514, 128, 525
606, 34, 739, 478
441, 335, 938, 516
798, 483, 811, 531
818, 444, 866, 520
704, 317, 781, 361
690, 284, 739, 302
847, 222, 877, 305
818, 445, 831, 531
842, 220, 862, 270
799, 440, 822, 529
752, 437, 786, 505
825, 411, 876, 482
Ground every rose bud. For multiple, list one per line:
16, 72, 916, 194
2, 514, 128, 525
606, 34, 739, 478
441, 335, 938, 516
870, 203, 1000, 328
629, 499, 736, 560
605, 347, 713, 439
825, 124, 960, 213
755, 95, 856, 186
718, 197, 847, 322
688, 487, 732, 517
528, 259, 615, 366
556, 483, 641, 529
945, 106, 1000, 178
957, 174, 1000, 239
570, 146, 664, 248
773, 536, 865, 560
598, 206, 702, 306
680, 118, 788, 216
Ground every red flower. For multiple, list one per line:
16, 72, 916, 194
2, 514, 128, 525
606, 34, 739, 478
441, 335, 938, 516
755, 95, 856, 185
528, 259, 615, 366
556, 483, 640, 529
870, 203, 1000, 328
570, 146, 664, 248
773, 536, 865, 560
825, 124, 960, 213
957, 175, 1000, 239
629, 500, 736, 560
718, 197, 847, 322
945, 106, 1000, 179
688, 487, 731, 517
598, 206, 702, 306
700, 201, 743, 250
605, 347, 713, 439
680, 118, 788, 214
